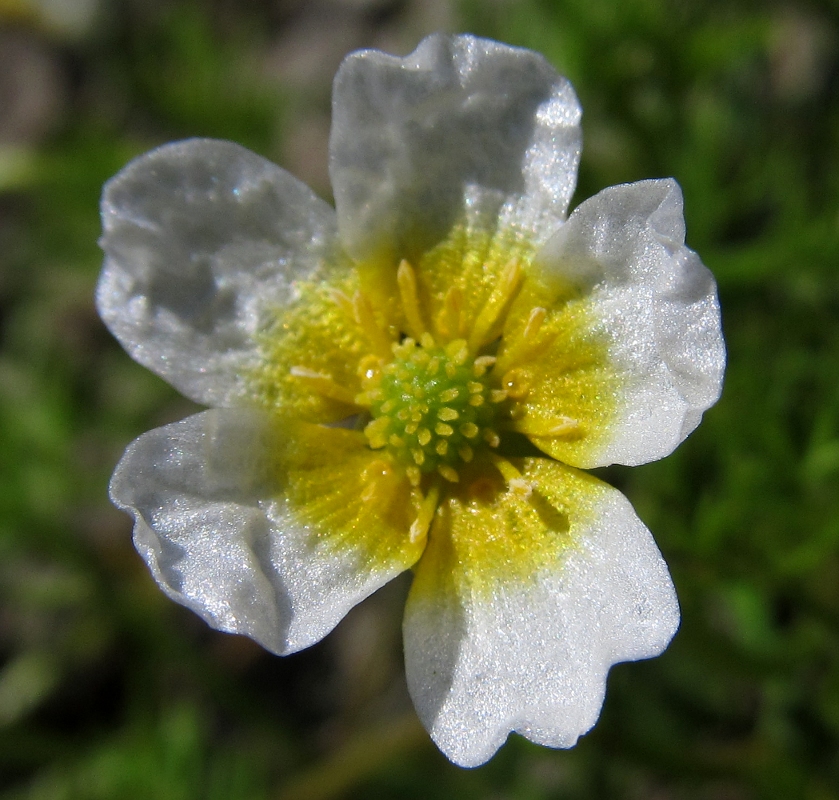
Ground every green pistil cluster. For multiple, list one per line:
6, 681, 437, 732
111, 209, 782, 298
364, 338, 501, 483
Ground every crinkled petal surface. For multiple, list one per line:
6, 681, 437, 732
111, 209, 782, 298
403, 458, 679, 767
532, 179, 725, 467
111, 409, 423, 655
330, 34, 581, 266
97, 139, 339, 407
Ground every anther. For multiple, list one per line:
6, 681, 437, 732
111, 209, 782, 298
459, 445, 474, 462
439, 285, 464, 339
353, 290, 394, 357
472, 355, 496, 377
389, 434, 404, 447
512, 417, 582, 437
289, 366, 359, 406
435, 422, 454, 437
364, 417, 389, 448
417, 428, 432, 446
412, 449, 426, 465
406, 466, 421, 486
468, 259, 523, 353
445, 339, 469, 366
490, 390, 508, 403
468, 382, 483, 394
523, 307, 547, 341
435, 440, 448, 456
509, 478, 533, 498
397, 260, 428, 340
327, 288, 354, 318
361, 459, 393, 504
468, 395, 485, 407
484, 429, 500, 448
409, 482, 440, 544
440, 388, 459, 402
438, 407, 458, 421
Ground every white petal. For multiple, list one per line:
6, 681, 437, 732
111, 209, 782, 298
536, 179, 725, 467
97, 139, 339, 407
330, 34, 581, 264
111, 410, 419, 655
403, 461, 678, 768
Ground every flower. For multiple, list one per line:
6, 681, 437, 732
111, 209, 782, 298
97, 34, 725, 767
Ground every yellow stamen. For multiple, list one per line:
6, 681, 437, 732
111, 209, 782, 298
289, 366, 359, 406
438, 407, 459, 421
459, 445, 474, 462
327, 288, 354, 319
523, 306, 547, 342
490, 389, 508, 403
410, 481, 441, 544
510, 416, 582, 437
489, 454, 533, 498
361, 459, 395, 504
435, 422, 454, 437
364, 417, 390, 448
406, 465, 421, 486
397, 260, 428, 340
489, 453, 522, 481
496, 306, 554, 374
468, 260, 523, 353
353, 290, 394, 358
445, 339, 469, 366
438, 285, 464, 340
472, 355, 496, 377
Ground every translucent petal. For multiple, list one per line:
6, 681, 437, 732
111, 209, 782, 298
404, 458, 679, 768
97, 139, 339, 407
531, 179, 725, 467
330, 34, 581, 267
111, 409, 423, 655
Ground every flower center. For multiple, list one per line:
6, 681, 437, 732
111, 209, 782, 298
363, 335, 501, 485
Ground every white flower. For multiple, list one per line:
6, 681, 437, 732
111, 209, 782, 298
97, 34, 725, 767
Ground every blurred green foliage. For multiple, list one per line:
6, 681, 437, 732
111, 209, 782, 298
1, 0, 838, 798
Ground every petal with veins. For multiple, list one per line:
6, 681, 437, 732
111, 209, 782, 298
111, 409, 423, 655
330, 34, 581, 270
404, 457, 679, 767
531, 179, 725, 467
97, 139, 340, 407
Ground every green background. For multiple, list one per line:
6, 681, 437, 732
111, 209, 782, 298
1, 0, 838, 797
